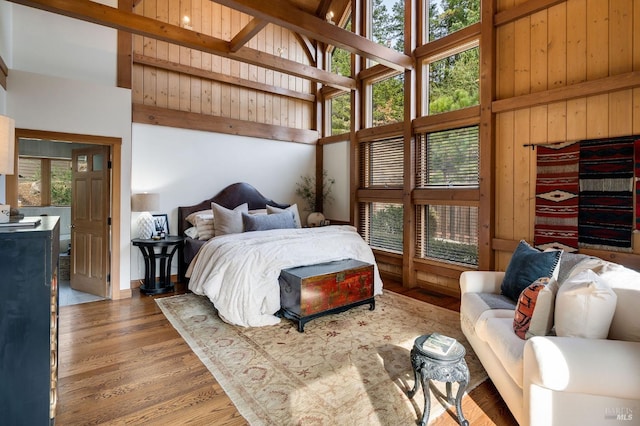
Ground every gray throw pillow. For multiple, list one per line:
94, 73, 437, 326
242, 211, 296, 232
212, 202, 248, 236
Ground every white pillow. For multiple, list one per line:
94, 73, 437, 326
554, 269, 617, 339
185, 209, 212, 226
267, 204, 302, 228
195, 213, 214, 240
184, 226, 199, 239
212, 202, 248, 236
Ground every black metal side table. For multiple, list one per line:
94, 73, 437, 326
408, 334, 470, 426
132, 236, 184, 295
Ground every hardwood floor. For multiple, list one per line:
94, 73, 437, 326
56, 281, 518, 425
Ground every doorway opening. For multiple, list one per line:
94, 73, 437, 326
6, 129, 123, 302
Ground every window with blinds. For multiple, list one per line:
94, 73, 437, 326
416, 126, 479, 187
359, 202, 403, 253
416, 204, 478, 266
360, 137, 404, 188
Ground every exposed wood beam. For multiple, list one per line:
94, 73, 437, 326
133, 104, 319, 144
116, 0, 133, 90
494, 0, 565, 27
212, 0, 413, 71
293, 33, 316, 65
492, 71, 640, 113
134, 54, 315, 102
7, 0, 355, 91
0, 54, 8, 89
229, 18, 267, 52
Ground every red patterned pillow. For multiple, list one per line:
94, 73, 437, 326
513, 277, 551, 339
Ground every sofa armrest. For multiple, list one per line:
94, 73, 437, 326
460, 270, 505, 295
524, 336, 640, 400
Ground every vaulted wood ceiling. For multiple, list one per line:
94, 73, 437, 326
8, 0, 414, 90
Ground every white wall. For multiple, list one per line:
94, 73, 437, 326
10, 1, 117, 86
324, 141, 350, 222
130, 123, 316, 280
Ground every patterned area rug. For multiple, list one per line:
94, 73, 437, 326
156, 291, 487, 425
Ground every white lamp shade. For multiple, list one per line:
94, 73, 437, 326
0, 115, 15, 175
131, 193, 159, 212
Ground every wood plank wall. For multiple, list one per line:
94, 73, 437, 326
494, 0, 640, 270
131, 0, 313, 132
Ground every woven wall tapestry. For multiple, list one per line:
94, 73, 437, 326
578, 137, 635, 251
534, 142, 580, 251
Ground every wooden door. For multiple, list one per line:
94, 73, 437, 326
70, 146, 110, 298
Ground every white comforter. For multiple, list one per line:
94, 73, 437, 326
188, 225, 383, 327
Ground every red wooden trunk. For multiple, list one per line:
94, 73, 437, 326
278, 259, 375, 332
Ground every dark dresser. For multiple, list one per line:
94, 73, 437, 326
0, 216, 60, 425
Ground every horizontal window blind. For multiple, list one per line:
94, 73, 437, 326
360, 137, 404, 188
416, 126, 479, 187
359, 202, 403, 253
416, 204, 478, 266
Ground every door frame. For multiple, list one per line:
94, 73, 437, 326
6, 129, 122, 300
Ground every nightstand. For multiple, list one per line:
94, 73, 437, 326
132, 236, 184, 295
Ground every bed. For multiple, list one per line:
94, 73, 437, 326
177, 182, 383, 327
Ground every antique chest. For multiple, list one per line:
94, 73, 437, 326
278, 258, 375, 332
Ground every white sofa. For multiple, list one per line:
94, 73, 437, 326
460, 253, 640, 426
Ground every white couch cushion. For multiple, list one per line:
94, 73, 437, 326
483, 317, 526, 388
461, 292, 515, 339
588, 261, 640, 342
555, 269, 617, 339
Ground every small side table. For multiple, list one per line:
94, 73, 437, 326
408, 334, 470, 426
132, 236, 184, 295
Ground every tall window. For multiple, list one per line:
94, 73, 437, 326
360, 202, 404, 253
416, 126, 479, 187
371, 0, 404, 53
18, 157, 72, 207
330, 92, 351, 135
372, 73, 404, 126
359, 137, 404, 252
415, 125, 479, 265
426, 0, 480, 42
426, 45, 479, 115
360, 137, 404, 188
416, 204, 478, 265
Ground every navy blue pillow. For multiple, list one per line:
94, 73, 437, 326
501, 240, 562, 302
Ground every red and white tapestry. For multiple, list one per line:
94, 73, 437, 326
534, 142, 580, 252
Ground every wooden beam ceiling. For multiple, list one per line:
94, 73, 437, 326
229, 18, 267, 52
212, 0, 413, 71
7, 0, 355, 91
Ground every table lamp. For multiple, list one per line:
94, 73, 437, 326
131, 193, 159, 239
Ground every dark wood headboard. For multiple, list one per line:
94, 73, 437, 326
177, 182, 289, 237
177, 182, 290, 281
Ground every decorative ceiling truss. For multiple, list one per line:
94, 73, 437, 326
7, 0, 414, 91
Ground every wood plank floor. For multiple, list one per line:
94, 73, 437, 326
56, 280, 518, 425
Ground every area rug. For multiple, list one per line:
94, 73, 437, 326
156, 291, 487, 425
